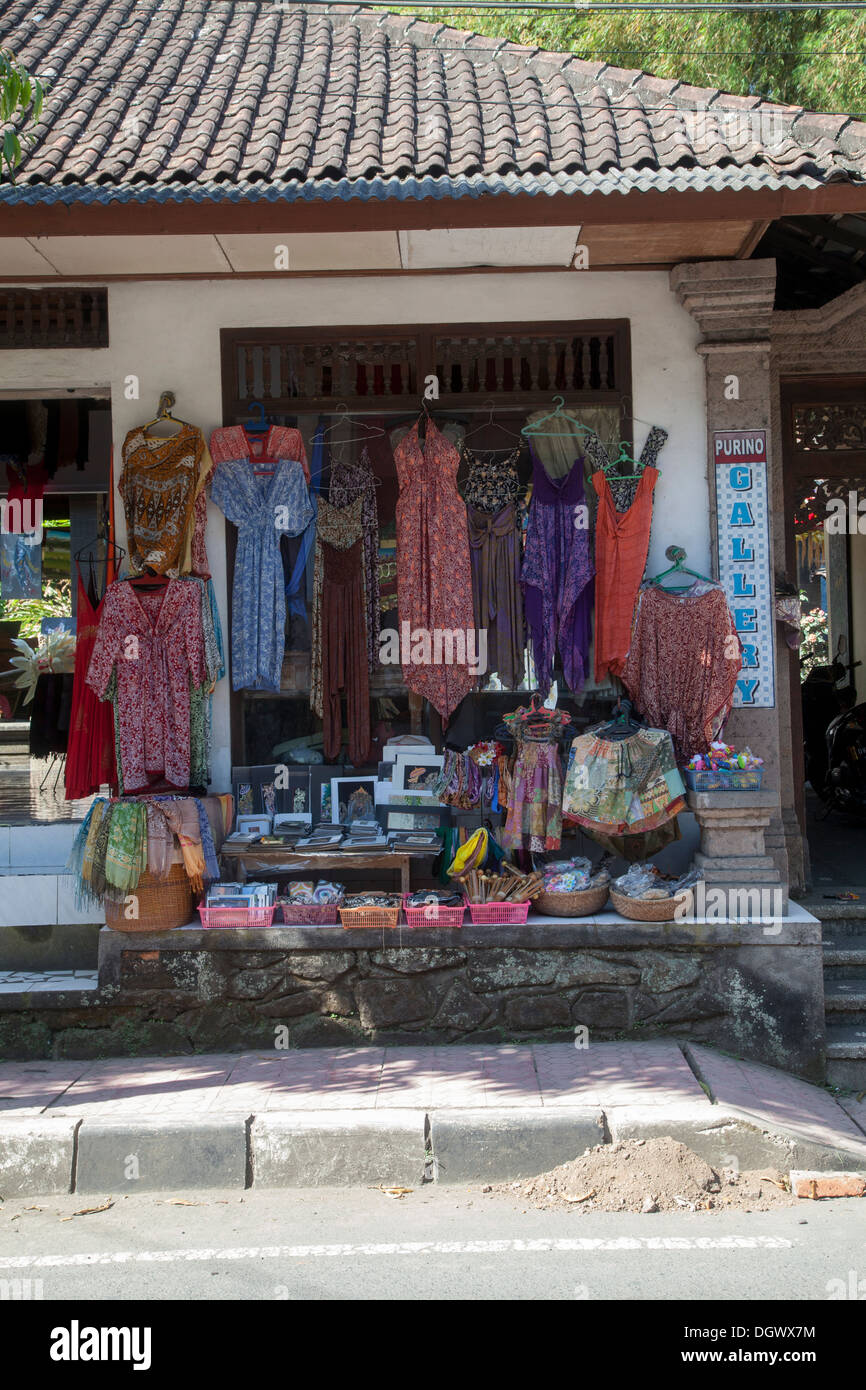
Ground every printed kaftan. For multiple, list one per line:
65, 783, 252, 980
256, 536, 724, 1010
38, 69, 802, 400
86, 579, 207, 794
394, 420, 477, 724
210, 451, 314, 692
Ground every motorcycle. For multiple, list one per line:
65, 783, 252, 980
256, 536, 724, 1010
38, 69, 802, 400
802, 634, 865, 817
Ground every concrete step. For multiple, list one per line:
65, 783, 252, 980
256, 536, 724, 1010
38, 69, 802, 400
824, 979, 866, 1013
826, 1022, 866, 1089
0, 924, 100, 971
823, 936, 866, 964
0, 969, 98, 996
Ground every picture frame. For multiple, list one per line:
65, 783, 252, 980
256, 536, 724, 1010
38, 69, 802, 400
392, 753, 444, 800
236, 814, 271, 837
331, 776, 378, 826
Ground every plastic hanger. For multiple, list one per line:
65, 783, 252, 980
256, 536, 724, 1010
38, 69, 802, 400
603, 439, 645, 483
644, 545, 715, 592
595, 697, 643, 742
127, 566, 169, 592
521, 396, 594, 440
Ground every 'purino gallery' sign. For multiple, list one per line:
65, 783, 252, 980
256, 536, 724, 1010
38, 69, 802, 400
714, 429, 776, 709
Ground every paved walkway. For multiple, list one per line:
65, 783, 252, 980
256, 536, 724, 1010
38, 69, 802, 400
1, 1041, 863, 1148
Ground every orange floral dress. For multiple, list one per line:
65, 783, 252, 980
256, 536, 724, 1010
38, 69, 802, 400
394, 420, 477, 724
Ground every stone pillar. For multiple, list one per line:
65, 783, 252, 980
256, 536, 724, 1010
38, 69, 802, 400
688, 790, 787, 915
671, 260, 801, 893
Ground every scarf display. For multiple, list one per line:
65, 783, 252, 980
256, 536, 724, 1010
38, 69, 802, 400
120, 423, 209, 577
103, 802, 148, 904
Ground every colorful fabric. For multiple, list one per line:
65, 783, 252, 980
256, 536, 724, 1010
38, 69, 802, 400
65, 568, 117, 800
621, 582, 742, 763
562, 726, 686, 833
394, 420, 477, 724
103, 801, 148, 903
591, 465, 659, 682
521, 447, 594, 695
329, 447, 380, 669
209, 425, 310, 482
467, 501, 525, 690
501, 740, 563, 854
462, 445, 524, 513
582, 818, 682, 862
86, 578, 207, 793
120, 424, 209, 577
210, 445, 314, 692
586, 426, 667, 513
311, 497, 365, 718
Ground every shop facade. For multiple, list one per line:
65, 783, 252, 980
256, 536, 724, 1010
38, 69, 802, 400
1, 2, 865, 1078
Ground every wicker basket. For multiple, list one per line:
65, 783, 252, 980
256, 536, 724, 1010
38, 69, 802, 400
536, 883, 610, 917
104, 863, 194, 933
609, 886, 694, 923
340, 904, 402, 929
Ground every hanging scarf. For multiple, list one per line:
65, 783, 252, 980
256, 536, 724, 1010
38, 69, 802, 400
155, 798, 207, 893
68, 799, 104, 910
103, 801, 148, 903
145, 800, 176, 881
193, 797, 220, 886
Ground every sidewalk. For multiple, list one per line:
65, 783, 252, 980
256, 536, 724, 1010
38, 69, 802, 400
1, 1042, 865, 1194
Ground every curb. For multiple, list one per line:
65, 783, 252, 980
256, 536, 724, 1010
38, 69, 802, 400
2, 1105, 865, 1195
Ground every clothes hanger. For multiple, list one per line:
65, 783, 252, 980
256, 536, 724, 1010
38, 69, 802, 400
644, 545, 715, 593
321, 403, 386, 445
595, 697, 643, 742
143, 391, 188, 437
602, 439, 645, 483
462, 400, 523, 450
521, 396, 594, 440
126, 565, 169, 592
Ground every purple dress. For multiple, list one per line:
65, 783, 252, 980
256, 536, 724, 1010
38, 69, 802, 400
521, 447, 595, 694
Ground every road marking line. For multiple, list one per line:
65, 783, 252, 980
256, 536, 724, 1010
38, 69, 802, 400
0, 1234, 795, 1268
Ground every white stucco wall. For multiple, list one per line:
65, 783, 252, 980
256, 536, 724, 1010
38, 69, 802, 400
0, 270, 708, 788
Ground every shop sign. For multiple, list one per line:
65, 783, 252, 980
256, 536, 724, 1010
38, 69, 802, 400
714, 429, 775, 708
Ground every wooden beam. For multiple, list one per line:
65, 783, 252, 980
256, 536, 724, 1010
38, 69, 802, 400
2, 181, 866, 239
735, 220, 772, 258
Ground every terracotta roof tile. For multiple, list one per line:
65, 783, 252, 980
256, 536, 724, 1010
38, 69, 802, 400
0, 0, 863, 201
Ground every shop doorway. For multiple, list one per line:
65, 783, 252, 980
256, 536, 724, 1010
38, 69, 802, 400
0, 391, 114, 823
782, 377, 866, 887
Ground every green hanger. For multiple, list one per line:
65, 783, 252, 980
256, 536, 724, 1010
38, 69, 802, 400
521, 396, 594, 440
602, 439, 645, 482
645, 545, 715, 593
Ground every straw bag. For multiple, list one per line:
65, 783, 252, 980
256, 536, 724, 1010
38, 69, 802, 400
104, 862, 194, 933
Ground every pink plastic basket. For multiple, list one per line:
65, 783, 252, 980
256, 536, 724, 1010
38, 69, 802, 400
465, 899, 531, 925
402, 894, 465, 929
277, 901, 341, 926
198, 904, 277, 929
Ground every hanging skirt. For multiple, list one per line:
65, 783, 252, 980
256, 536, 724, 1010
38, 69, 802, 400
501, 740, 563, 854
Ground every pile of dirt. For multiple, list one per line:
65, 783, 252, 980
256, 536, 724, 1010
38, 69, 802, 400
494, 1137, 795, 1213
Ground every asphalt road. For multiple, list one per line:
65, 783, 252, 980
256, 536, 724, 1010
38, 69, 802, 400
0, 1186, 864, 1302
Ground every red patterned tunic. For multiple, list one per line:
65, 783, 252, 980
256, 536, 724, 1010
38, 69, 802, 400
394, 420, 477, 724
85, 579, 207, 793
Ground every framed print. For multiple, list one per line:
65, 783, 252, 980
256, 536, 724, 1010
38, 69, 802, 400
392, 754, 444, 799
331, 776, 378, 826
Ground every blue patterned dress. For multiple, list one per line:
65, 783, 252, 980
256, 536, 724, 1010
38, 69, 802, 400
211, 457, 314, 691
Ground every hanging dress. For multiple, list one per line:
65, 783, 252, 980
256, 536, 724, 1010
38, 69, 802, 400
621, 580, 742, 762
592, 465, 659, 682
394, 420, 477, 724
521, 448, 595, 695
210, 427, 314, 692
120, 424, 210, 577
311, 497, 371, 765
86, 578, 207, 793
467, 503, 525, 690
328, 447, 380, 670
64, 567, 117, 800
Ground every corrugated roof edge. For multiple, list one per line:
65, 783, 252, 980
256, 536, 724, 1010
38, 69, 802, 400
0, 165, 850, 207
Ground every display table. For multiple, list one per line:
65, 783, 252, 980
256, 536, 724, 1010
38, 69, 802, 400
218, 844, 437, 895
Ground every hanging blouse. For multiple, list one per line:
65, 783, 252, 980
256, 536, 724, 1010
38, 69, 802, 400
120, 424, 210, 577
394, 420, 478, 724
621, 581, 742, 762
210, 429, 314, 692
86, 578, 207, 794
521, 447, 595, 695
328, 447, 380, 670
461, 446, 523, 513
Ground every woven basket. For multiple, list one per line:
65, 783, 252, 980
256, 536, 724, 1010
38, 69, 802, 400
609, 886, 694, 923
536, 883, 610, 917
104, 863, 194, 933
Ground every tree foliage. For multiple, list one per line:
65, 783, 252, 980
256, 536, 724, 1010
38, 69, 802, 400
0, 48, 45, 179
394, 4, 866, 113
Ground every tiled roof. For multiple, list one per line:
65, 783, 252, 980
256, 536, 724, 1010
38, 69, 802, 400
1, 0, 864, 206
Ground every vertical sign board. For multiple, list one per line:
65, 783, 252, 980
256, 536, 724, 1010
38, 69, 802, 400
714, 429, 776, 708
